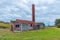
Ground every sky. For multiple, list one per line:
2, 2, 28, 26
0, 0, 60, 26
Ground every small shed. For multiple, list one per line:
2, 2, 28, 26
11, 19, 34, 32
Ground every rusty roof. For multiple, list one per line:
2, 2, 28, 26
12, 19, 44, 24
15, 19, 35, 24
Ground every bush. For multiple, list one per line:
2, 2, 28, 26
0, 26, 7, 29
57, 23, 60, 28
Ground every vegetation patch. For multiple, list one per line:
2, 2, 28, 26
0, 23, 11, 29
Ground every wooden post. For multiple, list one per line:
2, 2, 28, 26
11, 25, 13, 31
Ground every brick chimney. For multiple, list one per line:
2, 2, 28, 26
32, 4, 35, 22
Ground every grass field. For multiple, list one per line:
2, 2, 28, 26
0, 27, 60, 40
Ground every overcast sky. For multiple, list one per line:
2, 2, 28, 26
0, 0, 60, 26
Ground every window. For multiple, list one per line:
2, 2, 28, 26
31, 24, 32, 27
15, 25, 19, 28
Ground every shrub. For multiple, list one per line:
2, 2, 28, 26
57, 23, 60, 28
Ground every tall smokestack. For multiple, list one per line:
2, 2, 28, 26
32, 4, 35, 22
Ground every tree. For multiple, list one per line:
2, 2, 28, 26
11, 20, 15, 23
55, 19, 60, 25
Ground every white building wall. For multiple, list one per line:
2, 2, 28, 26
13, 23, 33, 32
21, 24, 32, 31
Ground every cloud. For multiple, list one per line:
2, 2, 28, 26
0, 0, 60, 26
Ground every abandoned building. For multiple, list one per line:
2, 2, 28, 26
11, 4, 45, 32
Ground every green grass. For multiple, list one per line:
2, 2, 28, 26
0, 27, 60, 40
